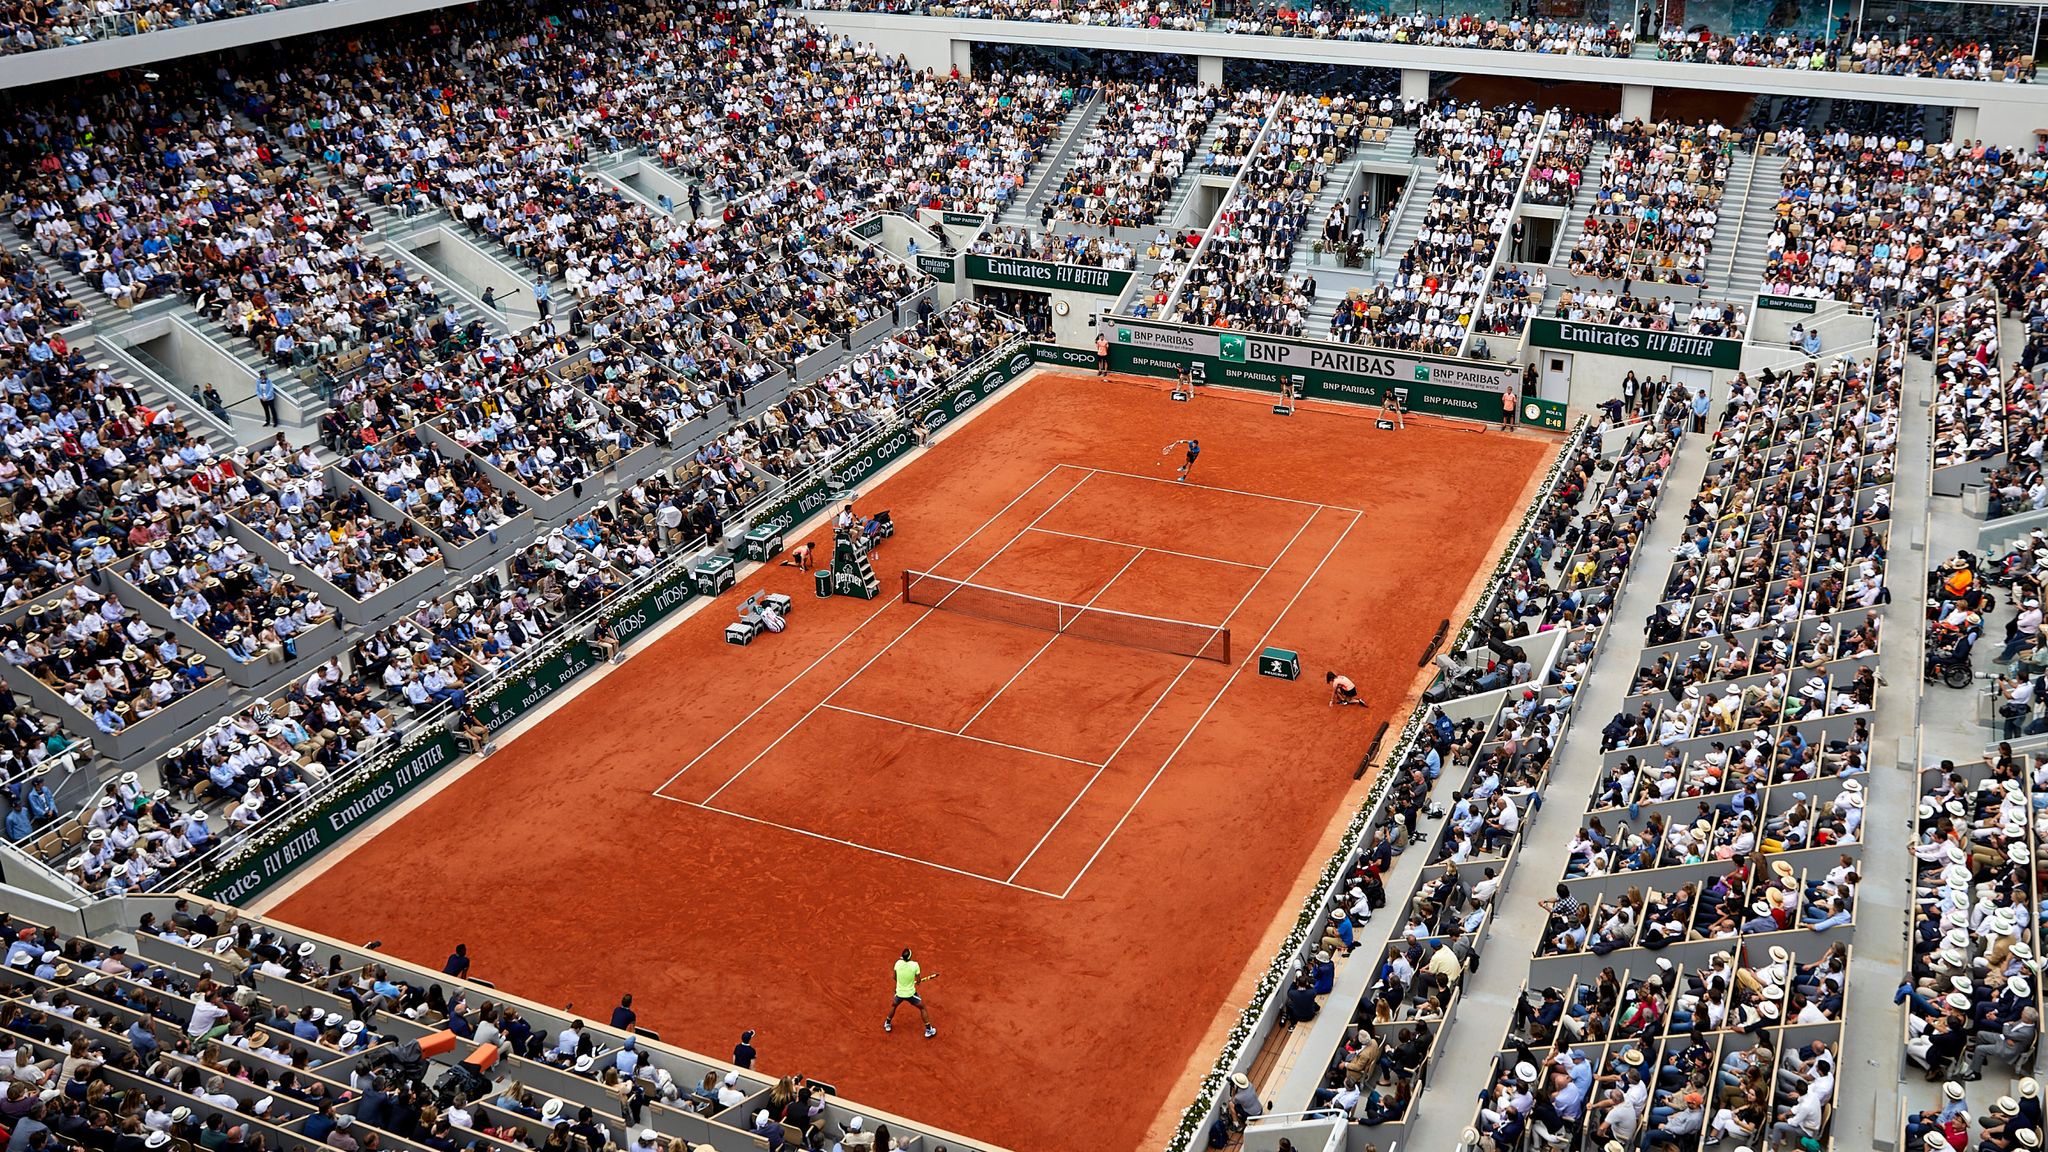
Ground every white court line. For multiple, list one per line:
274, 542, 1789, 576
696, 467, 1099, 806
1057, 506, 1365, 899
1024, 526, 1271, 571
819, 703, 1107, 769
650, 795, 1067, 900
954, 545, 1148, 737
1082, 464, 1365, 516
652, 463, 1074, 798
1003, 503, 1325, 885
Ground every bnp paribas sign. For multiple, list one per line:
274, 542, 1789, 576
1215, 330, 1516, 393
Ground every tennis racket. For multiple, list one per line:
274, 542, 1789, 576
1157, 443, 1179, 468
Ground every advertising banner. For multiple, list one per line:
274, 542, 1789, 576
1103, 319, 1525, 424
1527, 317, 1743, 370
1754, 295, 1818, 314
966, 255, 1132, 296
198, 730, 461, 904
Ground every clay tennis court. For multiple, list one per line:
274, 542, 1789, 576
266, 370, 1555, 1152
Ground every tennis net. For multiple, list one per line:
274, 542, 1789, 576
901, 569, 1232, 663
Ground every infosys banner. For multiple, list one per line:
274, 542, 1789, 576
1107, 318, 1527, 424
1528, 318, 1743, 370
198, 729, 461, 904
1032, 342, 1096, 370
966, 255, 1132, 296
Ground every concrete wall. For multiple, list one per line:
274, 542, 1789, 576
603, 160, 698, 219
2, 0, 477, 87
388, 226, 540, 330
113, 314, 305, 426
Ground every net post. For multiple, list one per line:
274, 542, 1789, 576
1220, 628, 1231, 666
901, 568, 911, 603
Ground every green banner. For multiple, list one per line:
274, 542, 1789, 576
754, 344, 1035, 537
477, 642, 599, 731
966, 254, 1131, 296
199, 730, 461, 904
1527, 317, 1743, 370
608, 565, 699, 646
1755, 295, 1817, 314
916, 255, 957, 283
1112, 317, 1518, 394
1032, 342, 1096, 370
941, 211, 987, 228
852, 217, 884, 240
1519, 396, 1569, 431
1100, 319, 1523, 425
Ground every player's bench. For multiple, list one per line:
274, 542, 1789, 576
726, 593, 794, 646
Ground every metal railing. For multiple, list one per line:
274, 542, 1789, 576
1160, 90, 1291, 319
1456, 110, 1554, 360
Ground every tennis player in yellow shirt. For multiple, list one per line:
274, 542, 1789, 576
884, 948, 937, 1038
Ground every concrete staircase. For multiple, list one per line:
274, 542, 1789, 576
996, 92, 1110, 230
1156, 111, 1246, 226
1369, 163, 1442, 287
1547, 141, 1611, 261
1286, 151, 1371, 270
1302, 266, 1385, 340
1725, 150, 1788, 294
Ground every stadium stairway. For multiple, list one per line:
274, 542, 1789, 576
1284, 150, 1372, 272
1154, 111, 1247, 230
1725, 149, 1788, 292
1300, 266, 1383, 339
1546, 141, 1610, 262
1368, 163, 1442, 287
995, 91, 1108, 230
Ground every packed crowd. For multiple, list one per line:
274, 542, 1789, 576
970, 226, 1138, 269
1759, 128, 2037, 310
1567, 119, 1732, 287
813, 0, 2034, 83
1173, 93, 1366, 333
124, 519, 333, 664
0, 586, 216, 735
4, 75, 439, 377
2, 0, 313, 53
1553, 287, 1750, 340
1042, 80, 1214, 226
1658, 27, 2036, 81
1330, 101, 1557, 354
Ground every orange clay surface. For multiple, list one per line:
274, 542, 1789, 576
269, 371, 1554, 1151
